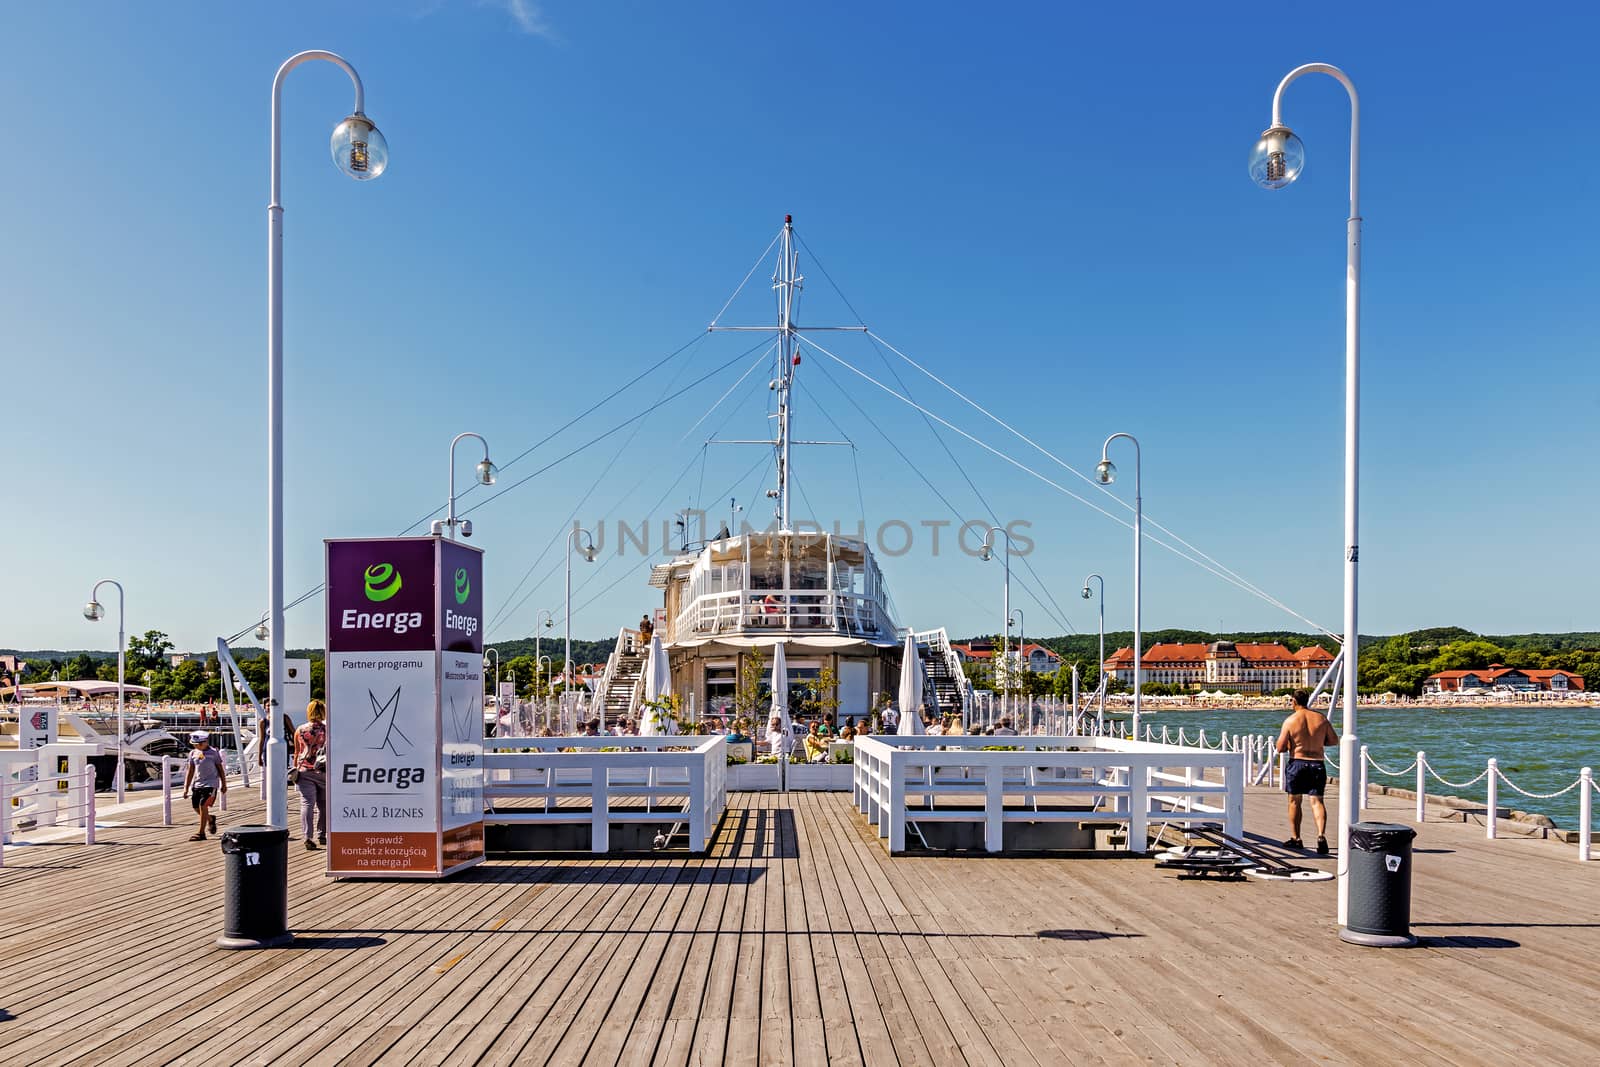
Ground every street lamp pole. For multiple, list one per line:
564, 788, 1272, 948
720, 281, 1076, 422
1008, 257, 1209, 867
978, 527, 1014, 726
566, 527, 598, 730
267, 50, 387, 829
1096, 433, 1142, 740
1249, 62, 1362, 926
485, 647, 500, 703
1009, 608, 1025, 731
83, 579, 126, 803
534, 609, 554, 685
432, 431, 498, 540
1081, 573, 1105, 726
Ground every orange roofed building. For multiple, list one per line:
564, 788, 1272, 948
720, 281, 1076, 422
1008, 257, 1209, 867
1423, 665, 1584, 694
1103, 640, 1335, 694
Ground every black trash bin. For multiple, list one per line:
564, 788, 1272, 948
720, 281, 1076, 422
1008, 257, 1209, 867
217, 825, 294, 949
1339, 821, 1417, 947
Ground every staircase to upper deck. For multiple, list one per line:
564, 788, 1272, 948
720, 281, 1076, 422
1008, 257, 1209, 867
597, 628, 647, 725
911, 628, 973, 723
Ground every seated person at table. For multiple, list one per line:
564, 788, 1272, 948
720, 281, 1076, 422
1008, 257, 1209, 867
838, 723, 856, 742
765, 715, 795, 760
803, 722, 829, 762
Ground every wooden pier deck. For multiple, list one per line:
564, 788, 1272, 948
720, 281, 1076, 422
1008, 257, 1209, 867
2, 782, 1597, 1065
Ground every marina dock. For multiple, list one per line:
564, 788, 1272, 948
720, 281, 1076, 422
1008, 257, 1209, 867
2, 783, 1596, 1064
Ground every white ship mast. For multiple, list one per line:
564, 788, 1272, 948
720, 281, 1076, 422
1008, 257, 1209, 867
708, 215, 864, 529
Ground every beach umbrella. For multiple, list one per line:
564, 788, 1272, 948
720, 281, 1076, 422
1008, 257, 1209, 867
897, 634, 925, 735
639, 634, 672, 736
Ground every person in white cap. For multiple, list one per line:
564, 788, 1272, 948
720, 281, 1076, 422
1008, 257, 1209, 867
181, 730, 227, 841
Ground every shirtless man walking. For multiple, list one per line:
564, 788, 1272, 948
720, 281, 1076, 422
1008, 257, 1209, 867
1275, 687, 1338, 854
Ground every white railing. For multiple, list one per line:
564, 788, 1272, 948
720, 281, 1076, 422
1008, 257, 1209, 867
1, 768, 98, 863
482, 734, 727, 853
671, 588, 891, 642
852, 735, 1242, 854
589, 625, 635, 731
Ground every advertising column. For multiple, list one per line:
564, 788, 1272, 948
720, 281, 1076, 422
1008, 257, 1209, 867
438, 539, 486, 870
323, 536, 485, 878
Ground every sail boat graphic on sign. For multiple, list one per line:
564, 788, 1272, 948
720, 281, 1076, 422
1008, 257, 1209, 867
364, 686, 413, 756
447, 692, 478, 741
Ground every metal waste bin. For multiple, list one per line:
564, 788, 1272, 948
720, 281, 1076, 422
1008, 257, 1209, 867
1339, 821, 1417, 947
217, 825, 294, 949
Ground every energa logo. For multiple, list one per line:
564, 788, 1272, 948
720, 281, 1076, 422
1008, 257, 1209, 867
364, 563, 403, 602
453, 567, 471, 605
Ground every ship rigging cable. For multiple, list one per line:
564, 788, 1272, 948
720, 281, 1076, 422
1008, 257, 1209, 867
862, 328, 1330, 639
797, 232, 1080, 637
797, 331, 1338, 640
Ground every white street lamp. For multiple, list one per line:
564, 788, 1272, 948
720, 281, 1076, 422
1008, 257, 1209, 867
267, 50, 388, 830
83, 579, 126, 803
1250, 62, 1363, 927
1081, 573, 1106, 727
534, 608, 554, 685
1096, 433, 1142, 741
485, 646, 500, 705
432, 431, 497, 540
566, 527, 598, 730
978, 527, 1016, 727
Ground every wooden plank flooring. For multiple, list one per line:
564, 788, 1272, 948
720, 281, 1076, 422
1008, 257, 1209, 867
3, 782, 1598, 1065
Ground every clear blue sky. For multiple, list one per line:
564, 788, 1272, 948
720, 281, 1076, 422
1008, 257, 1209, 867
3, 1, 1596, 654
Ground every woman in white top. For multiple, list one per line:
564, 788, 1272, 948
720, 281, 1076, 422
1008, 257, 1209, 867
765, 715, 794, 760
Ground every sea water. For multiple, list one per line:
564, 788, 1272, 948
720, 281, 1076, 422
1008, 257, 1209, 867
1103, 706, 1599, 825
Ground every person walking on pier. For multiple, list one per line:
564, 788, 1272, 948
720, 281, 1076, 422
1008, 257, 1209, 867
180, 730, 226, 841
1275, 688, 1338, 854
293, 699, 329, 850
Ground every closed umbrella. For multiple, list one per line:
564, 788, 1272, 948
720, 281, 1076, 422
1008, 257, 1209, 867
897, 634, 925, 735
639, 634, 672, 736
770, 641, 792, 742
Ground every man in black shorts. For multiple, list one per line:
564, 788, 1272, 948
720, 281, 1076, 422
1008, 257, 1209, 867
1275, 688, 1338, 853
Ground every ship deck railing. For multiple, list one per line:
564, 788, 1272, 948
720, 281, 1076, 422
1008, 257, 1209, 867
671, 589, 891, 641
483, 734, 727, 852
853, 734, 1243, 853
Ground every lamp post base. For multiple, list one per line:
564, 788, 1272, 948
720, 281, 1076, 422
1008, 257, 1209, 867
1337, 928, 1415, 949
216, 931, 295, 951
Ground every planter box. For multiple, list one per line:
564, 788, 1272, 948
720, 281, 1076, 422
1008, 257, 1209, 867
786, 763, 855, 791
725, 741, 754, 765
727, 763, 783, 791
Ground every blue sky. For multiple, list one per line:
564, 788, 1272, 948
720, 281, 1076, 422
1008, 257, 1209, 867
3, 1, 1596, 654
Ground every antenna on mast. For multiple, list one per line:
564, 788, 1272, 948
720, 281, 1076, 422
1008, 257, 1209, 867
708, 215, 866, 531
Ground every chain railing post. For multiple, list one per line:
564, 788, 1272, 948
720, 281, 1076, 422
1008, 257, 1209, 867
162, 755, 174, 826
85, 770, 97, 845
1358, 744, 1369, 814
1580, 767, 1592, 863
1415, 751, 1425, 824
1486, 758, 1498, 840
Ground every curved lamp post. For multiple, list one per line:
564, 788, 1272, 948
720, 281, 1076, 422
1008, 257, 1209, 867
534, 608, 555, 689
978, 527, 1017, 726
485, 646, 500, 706
267, 50, 388, 829
1080, 573, 1105, 724
1250, 62, 1362, 927
1096, 433, 1142, 740
566, 528, 599, 729
432, 432, 497, 539
83, 580, 126, 803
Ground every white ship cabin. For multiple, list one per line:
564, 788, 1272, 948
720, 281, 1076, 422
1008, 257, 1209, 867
645, 529, 902, 726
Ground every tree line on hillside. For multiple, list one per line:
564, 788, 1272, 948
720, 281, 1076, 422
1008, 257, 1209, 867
11, 626, 1594, 704
953, 626, 1598, 698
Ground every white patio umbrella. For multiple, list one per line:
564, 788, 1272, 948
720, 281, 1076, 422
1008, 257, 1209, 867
897, 634, 926, 735
639, 634, 672, 736
770, 641, 792, 743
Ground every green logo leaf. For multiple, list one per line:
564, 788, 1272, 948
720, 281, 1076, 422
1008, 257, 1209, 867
364, 563, 403, 602
454, 567, 471, 605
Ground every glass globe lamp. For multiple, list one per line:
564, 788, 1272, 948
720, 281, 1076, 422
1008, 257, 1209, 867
331, 114, 388, 180
1249, 126, 1304, 189
1096, 460, 1117, 485
84, 600, 105, 621
476, 458, 498, 486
